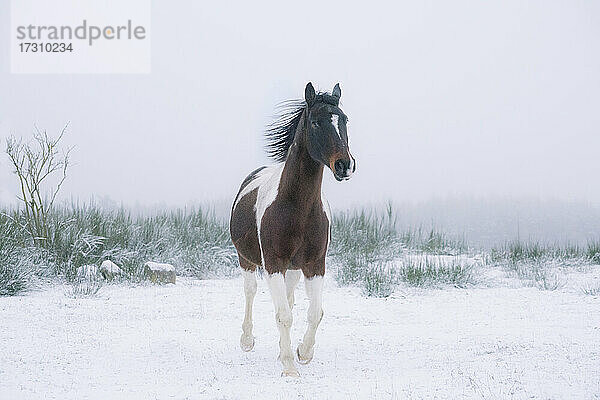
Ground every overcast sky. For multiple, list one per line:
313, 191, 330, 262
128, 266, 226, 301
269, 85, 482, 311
1, 1, 599, 209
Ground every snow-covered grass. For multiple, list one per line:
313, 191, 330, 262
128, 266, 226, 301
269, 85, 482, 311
502, 261, 566, 291
2, 203, 599, 298
581, 283, 600, 296
0, 204, 237, 294
0, 248, 33, 296
490, 239, 600, 265
65, 277, 104, 298
1, 275, 598, 399
0, 213, 36, 295
329, 206, 470, 296
484, 240, 600, 292
328, 207, 600, 296
397, 255, 475, 288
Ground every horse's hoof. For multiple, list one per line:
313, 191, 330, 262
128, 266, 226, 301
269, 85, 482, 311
296, 344, 313, 365
240, 334, 255, 352
281, 369, 300, 378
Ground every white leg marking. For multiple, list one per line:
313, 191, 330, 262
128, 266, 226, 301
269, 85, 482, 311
267, 272, 299, 377
285, 270, 302, 310
240, 269, 257, 351
297, 275, 324, 365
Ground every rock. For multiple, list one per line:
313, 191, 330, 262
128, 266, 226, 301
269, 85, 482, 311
76, 265, 98, 280
99, 260, 123, 280
143, 262, 176, 284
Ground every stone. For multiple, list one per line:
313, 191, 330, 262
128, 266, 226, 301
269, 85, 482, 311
143, 261, 176, 284
99, 260, 123, 280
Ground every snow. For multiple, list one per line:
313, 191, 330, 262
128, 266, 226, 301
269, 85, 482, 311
144, 261, 175, 272
0, 274, 599, 399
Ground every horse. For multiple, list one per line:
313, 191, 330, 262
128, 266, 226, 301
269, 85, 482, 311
229, 82, 355, 377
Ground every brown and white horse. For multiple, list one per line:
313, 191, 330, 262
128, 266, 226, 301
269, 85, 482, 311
230, 82, 355, 377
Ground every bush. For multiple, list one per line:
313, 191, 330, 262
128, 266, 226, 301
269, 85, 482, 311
5, 126, 71, 246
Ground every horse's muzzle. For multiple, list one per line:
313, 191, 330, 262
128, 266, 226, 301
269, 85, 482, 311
333, 157, 355, 181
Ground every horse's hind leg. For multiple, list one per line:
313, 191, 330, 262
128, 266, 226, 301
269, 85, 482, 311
284, 270, 302, 310
297, 272, 324, 365
239, 256, 257, 352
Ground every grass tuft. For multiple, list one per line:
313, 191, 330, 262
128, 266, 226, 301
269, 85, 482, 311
504, 261, 566, 291
0, 255, 33, 296
586, 241, 600, 264
581, 284, 600, 296
398, 257, 474, 288
65, 277, 103, 298
363, 262, 397, 298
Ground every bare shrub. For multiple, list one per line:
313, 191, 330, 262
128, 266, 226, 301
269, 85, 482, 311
5, 125, 72, 246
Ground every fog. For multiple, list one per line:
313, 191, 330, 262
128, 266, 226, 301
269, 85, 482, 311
1, 1, 599, 215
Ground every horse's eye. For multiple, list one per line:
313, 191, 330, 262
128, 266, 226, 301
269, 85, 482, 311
311, 121, 320, 128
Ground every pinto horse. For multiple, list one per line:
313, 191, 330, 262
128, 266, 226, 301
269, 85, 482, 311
230, 82, 355, 377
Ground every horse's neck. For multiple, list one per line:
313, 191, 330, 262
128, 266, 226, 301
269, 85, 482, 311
278, 113, 324, 206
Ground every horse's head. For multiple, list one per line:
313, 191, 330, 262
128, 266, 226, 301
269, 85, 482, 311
304, 82, 356, 181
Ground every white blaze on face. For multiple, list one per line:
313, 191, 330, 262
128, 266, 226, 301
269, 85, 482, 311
331, 114, 341, 139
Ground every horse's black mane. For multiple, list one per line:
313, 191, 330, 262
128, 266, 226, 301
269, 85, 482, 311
265, 99, 306, 162
265, 92, 338, 162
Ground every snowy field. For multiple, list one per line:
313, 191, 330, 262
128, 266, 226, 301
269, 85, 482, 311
1, 265, 599, 400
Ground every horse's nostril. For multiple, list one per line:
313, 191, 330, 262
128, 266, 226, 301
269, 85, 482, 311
334, 160, 345, 174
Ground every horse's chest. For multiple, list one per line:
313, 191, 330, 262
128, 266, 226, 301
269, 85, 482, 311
260, 203, 329, 264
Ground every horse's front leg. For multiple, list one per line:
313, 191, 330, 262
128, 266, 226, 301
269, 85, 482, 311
284, 269, 302, 310
297, 270, 324, 365
266, 271, 299, 377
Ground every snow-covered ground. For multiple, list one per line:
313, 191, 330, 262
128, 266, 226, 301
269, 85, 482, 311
1, 270, 599, 399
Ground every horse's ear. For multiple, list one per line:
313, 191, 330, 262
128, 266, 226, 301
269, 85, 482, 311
305, 82, 316, 105
332, 83, 341, 99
